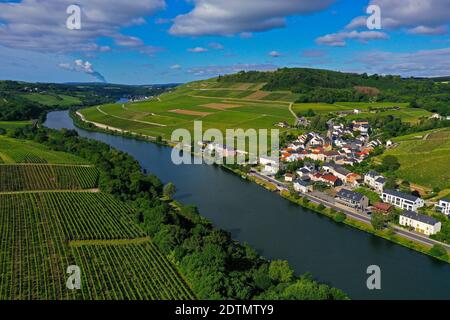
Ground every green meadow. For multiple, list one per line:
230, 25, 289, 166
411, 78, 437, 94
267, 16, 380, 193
382, 128, 450, 189
80, 88, 295, 140
21, 93, 82, 107
0, 120, 32, 131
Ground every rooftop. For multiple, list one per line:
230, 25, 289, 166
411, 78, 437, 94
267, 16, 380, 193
374, 202, 392, 212
383, 189, 420, 202
337, 189, 365, 202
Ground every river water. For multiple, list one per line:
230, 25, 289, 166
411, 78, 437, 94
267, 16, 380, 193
44, 111, 450, 300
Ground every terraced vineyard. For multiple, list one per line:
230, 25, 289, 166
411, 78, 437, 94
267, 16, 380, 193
0, 192, 193, 300
0, 165, 99, 192
0, 136, 89, 164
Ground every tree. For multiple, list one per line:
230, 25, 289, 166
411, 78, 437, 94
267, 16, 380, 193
163, 182, 176, 198
269, 260, 294, 283
334, 212, 346, 223
429, 244, 448, 260
379, 155, 400, 172
384, 176, 397, 190
371, 212, 386, 230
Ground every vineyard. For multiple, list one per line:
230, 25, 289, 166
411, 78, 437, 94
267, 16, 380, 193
0, 192, 194, 299
0, 165, 99, 192
72, 242, 194, 300
0, 136, 89, 164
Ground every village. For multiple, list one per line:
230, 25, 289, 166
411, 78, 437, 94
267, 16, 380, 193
195, 117, 449, 248
259, 118, 449, 240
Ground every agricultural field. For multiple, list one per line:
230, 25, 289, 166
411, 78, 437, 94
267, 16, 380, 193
0, 191, 193, 300
0, 137, 194, 300
20, 93, 82, 107
0, 121, 32, 131
0, 136, 89, 164
80, 87, 295, 140
381, 128, 450, 189
344, 107, 432, 124
80, 79, 420, 143
0, 165, 99, 192
72, 242, 194, 300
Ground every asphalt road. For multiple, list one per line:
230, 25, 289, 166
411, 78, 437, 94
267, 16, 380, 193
250, 170, 450, 252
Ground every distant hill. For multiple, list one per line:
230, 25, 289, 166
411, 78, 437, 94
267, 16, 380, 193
0, 80, 177, 121
216, 68, 450, 115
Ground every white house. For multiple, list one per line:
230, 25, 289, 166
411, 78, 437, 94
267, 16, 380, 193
399, 211, 442, 236
382, 189, 425, 212
436, 199, 450, 216
364, 171, 386, 193
293, 180, 313, 193
259, 156, 279, 166
263, 164, 279, 175
284, 173, 295, 182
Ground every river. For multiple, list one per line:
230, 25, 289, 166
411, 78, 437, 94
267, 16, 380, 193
44, 110, 450, 300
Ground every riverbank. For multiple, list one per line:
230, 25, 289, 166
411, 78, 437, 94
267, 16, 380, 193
71, 110, 449, 264
225, 165, 449, 263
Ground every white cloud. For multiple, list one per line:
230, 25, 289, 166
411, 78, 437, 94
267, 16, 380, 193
187, 63, 277, 77
346, 0, 450, 35
187, 47, 208, 53
357, 47, 450, 77
170, 64, 182, 70
0, 0, 165, 54
269, 51, 282, 57
209, 42, 224, 50
408, 25, 448, 35
58, 59, 106, 82
169, 0, 336, 36
316, 30, 389, 47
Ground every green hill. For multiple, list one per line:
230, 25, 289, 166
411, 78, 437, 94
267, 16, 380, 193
0, 80, 176, 121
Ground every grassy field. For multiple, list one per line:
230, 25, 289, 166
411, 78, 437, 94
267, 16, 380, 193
21, 93, 82, 107
0, 137, 194, 300
80, 80, 422, 142
344, 108, 432, 124
0, 136, 89, 164
80, 87, 295, 140
0, 121, 32, 131
381, 128, 450, 189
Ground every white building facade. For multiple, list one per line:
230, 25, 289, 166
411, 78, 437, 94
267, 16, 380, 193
399, 211, 442, 236
382, 190, 424, 212
436, 199, 450, 216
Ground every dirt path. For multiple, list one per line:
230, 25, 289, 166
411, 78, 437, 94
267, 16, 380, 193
0, 163, 94, 167
0, 188, 100, 195
96, 106, 167, 127
288, 103, 299, 124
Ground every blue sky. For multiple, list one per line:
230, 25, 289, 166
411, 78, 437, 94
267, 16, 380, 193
0, 0, 449, 84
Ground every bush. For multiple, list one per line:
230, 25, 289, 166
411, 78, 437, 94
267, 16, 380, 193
429, 244, 448, 260
334, 212, 347, 223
